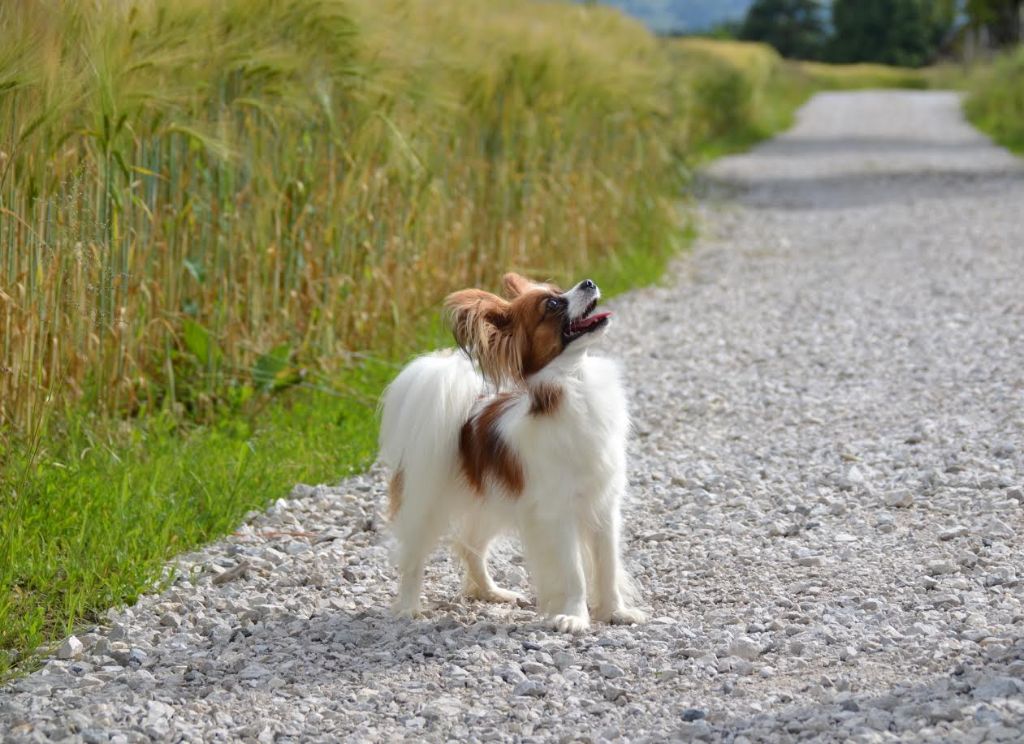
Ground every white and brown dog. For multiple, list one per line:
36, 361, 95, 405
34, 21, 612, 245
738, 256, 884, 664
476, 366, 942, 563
378, 273, 645, 632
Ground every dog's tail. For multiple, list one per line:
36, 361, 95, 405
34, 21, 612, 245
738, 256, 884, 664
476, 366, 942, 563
378, 350, 483, 517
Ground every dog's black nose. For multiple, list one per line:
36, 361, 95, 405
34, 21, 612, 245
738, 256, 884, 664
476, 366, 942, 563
581, 279, 596, 290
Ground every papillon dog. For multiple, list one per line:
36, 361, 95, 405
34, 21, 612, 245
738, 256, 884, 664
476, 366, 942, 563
377, 273, 645, 632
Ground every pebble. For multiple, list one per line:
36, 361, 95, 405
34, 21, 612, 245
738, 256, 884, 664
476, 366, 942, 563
926, 560, 958, 576
56, 636, 84, 660
991, 443, 1015, 459
599, 663, 625, 679
237, 663, 270, 680
603, 684, 627, 702
211, 560, 249, 585
973, 677, 1023, 702
884, 490, 915, 508
728, 637, 763, 662
159, 612, 180, 628
932, 594, 962, 609
512, 680, 546, 698
551, 651, 575, 669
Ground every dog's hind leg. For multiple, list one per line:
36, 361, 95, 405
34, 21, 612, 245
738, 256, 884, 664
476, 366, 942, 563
389, 483, 450, 618
454, 514, 522, 604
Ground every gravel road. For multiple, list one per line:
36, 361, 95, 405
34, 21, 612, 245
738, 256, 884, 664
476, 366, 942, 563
4, 91, 1024, 743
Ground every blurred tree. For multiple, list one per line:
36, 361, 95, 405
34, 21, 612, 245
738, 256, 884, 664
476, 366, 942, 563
966, 0, 1023, 46
830, 0, 954, 67
707, 19, 744, 39
739, 0, 827, 59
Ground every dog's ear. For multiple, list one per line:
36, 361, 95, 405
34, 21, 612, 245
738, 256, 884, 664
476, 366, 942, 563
502, 272, 533, 299
445, 289, 521, 384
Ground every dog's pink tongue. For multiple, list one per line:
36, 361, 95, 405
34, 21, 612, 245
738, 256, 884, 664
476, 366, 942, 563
571, 311, 612, 331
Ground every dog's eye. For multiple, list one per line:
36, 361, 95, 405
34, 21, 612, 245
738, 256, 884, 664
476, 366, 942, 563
546, 297, 561, 311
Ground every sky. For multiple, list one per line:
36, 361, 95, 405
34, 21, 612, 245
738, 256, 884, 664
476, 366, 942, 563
596, 0, 756, 33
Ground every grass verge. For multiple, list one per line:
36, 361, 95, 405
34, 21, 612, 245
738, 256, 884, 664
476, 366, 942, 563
1, 365, 386, 671
964, 47, 1024, 154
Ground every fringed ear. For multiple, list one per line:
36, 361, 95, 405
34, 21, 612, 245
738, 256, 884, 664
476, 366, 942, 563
502, 272, 533, 299
444, 289, 522, 385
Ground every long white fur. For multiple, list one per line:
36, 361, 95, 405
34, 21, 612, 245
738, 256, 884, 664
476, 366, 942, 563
378, 282, 645, 632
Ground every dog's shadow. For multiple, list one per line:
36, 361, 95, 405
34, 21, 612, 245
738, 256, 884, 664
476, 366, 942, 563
163, 598, 567, 702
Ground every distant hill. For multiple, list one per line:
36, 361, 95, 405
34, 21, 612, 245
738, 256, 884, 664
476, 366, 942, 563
596, 0, 754, 34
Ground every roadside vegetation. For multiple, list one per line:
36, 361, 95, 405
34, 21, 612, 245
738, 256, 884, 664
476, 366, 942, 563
0, 0, 962, 677
964, 47, 1024, 154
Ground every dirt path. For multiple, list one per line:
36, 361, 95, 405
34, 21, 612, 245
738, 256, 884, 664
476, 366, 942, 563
4, 91, 1023, 743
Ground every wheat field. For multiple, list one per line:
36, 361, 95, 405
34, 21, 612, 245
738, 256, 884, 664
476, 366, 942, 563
0, 0, 706, 437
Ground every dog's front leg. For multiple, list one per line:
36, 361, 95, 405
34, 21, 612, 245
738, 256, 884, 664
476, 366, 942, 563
520, 517, 590, 633
589, 506, 647, 626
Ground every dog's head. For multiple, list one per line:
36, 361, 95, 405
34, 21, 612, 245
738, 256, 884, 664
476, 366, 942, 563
445, 272, 610, 384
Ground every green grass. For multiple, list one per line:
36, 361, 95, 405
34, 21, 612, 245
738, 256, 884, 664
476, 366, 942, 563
795, 60, 931, 89
1, 362, 389, 674
964, 47, 1024, 154
689, 62, 814, 161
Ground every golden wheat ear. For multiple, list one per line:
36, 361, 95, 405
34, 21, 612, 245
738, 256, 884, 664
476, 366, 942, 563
443, 289, 520, 384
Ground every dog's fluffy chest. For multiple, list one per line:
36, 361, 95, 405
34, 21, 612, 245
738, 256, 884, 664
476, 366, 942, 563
512, 356, 628, 481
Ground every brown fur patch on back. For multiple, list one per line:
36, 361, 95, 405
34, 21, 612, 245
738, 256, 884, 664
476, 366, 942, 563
459, 394, 524, 497
529, 383, 563, 416
388, 468, 404, 521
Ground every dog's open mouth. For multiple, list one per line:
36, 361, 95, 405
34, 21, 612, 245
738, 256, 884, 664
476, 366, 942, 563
564, 299, 611, 342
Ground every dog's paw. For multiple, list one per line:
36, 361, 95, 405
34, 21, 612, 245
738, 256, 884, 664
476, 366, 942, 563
550, 613, 590, 634
390, 601, 422, 620
594, 606, 648, 625
608, 607, 647, 626
464, 586, 525, 605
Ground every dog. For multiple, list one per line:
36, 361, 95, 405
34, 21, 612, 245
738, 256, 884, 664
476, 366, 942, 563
377, 272, 645, 632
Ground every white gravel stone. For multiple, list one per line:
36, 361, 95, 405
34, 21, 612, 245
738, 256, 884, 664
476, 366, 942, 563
926, 560, 958, 576
884, 490, 915, 508
513, 680, 546, 698
728, 637, 763, 662
4, 90, 1024, 743
599, 662, 625, 679
55, 636, 83, 660
551, 651, 575, 669
159, 612, 180, 628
